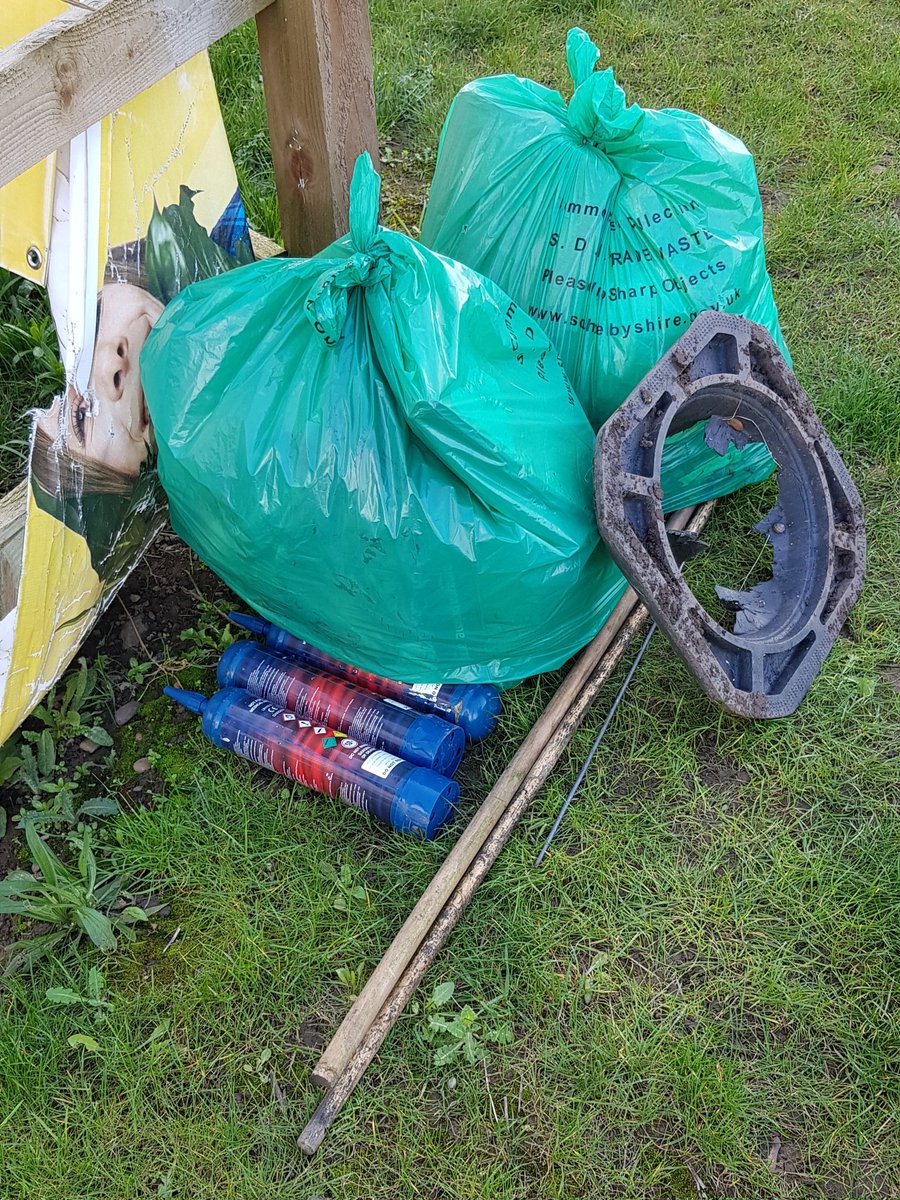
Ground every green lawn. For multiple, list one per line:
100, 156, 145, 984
2, 1, 899, 1197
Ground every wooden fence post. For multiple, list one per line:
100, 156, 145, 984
256, 0, 379, 257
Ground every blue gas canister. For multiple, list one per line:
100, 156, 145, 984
228, 612, 502, 741
217, 642, 465, 775
164, 686, 458, 839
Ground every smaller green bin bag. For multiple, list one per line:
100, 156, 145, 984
422, 28, 790, 429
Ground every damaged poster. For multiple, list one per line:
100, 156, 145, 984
0, 2, 253, 743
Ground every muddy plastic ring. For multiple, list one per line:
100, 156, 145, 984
594, 311, 866, 718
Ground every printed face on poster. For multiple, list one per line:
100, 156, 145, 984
0, 4, 253, 742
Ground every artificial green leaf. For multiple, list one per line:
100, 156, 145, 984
67, 1033, 101, 1052
146, 187, 241, 305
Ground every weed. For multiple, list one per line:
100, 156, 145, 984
242, 1046, 273, 1084
18, 658, 113, 788
179, 597, 236, 660
319, 860, 369, 912
418, 980, 513, 1068
0, 824, 151, 972
126, 657, 157, 687
39, 679, 110, 744
335, 964, 365, 995
0, 656, 123, 854
46, 965, 112, 1018
574, 951, 610, 1005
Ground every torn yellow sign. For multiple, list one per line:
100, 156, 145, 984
0, 3, 253, 742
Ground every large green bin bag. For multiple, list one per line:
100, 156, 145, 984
421, 28, 789, 430
142, 155, 773, 685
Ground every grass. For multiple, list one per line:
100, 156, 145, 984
2, 0, 900, 1196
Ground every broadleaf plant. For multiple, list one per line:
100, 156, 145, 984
0, 824, 154, 973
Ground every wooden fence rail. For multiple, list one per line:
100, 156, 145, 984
0, 0, 378, 255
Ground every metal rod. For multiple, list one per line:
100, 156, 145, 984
533, 622, 657, 867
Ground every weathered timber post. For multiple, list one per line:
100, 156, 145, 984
256, 0, 379, 256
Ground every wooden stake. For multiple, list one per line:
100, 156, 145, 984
299, 501, 714, 1152
298, 604, 651, 1153
256, 0, 379, 257
311, 589, 640, 1089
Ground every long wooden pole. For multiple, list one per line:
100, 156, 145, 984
310, 503, 711, 1096
311, 594, 637, 1089
298, 605, 652, 1153
299, 501, 714, 1152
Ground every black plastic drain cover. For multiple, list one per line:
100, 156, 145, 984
594, 311, 866, 719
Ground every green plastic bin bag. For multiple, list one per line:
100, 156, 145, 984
142, 154, 773, 685
421, 28, 790, 430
